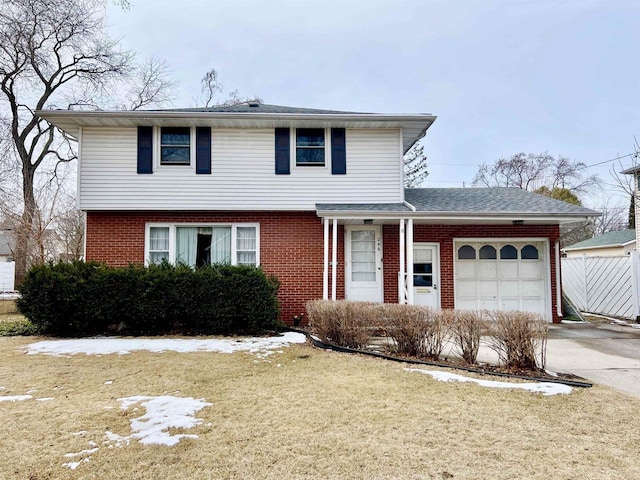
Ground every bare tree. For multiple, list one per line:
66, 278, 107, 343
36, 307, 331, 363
198, 67, 262, 107
0, 0, 173, 283
608, 139, 639, 230
403, 143, 428, 187
473, 152, 600, 196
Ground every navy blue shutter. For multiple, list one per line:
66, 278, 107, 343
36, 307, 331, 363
137, 126, 153, 174
196, 127, 211, 174
275, 128, 290, 174
331, 128, 346, 175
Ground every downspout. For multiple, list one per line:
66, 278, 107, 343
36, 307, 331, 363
555, 218, 595, 320
555, 240, 562, 319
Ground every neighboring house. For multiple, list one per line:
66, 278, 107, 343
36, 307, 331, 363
37, 104, 598, 323
622, 165, 640, 251
563, 229, 636, 257
0, 231, 14, 262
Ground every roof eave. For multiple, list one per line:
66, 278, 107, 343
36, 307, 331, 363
315, 209, 598, 223
563, 239, 637, 252
36, 109, 437, 152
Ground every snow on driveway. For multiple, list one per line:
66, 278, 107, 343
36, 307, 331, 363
24, 332, 306, 357
405, 368, 573, 396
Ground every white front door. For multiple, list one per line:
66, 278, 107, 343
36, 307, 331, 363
345, 226, 383, 302
412, 243, 440, 308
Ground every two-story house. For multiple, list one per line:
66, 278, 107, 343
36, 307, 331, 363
38, 104, 598, 323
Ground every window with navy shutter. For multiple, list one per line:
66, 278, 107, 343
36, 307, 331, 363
195, 127, 211, 174
331, 128, 346, 174
137, 126, 153, 174
275, 128, 290, 174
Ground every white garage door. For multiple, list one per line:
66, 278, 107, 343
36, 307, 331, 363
454, 240, 548, 319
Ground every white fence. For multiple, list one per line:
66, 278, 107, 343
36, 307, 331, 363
561, 251, 640, 320
0, 262, 15, 292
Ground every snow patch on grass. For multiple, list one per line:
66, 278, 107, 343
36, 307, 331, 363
24, 332, 306, 357
405, 368, 572, 396
117, 395, 212, 446
0, 395, 32, 402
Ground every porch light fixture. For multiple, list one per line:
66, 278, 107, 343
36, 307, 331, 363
512, 220, 524, 226
364, 219, 373, 225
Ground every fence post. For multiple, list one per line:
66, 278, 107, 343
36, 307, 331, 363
631, 250, 640, 321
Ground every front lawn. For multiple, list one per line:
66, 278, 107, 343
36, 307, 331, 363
0, 334, 638, 479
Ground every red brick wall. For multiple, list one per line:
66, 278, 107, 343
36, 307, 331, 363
382, 223, 561, 322
86, 211, 330, 324
86, 213, 561, 324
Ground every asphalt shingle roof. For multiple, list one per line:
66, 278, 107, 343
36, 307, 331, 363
404, 188, 599, 215
564, 229, 636, 250
0, 232, 13, 256
151, 103, 367, 114
317, 188, 600, 216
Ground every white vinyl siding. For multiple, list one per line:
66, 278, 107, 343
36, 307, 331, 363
79, 128, 402, 210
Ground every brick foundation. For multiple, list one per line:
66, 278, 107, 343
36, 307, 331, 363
86, 212, 561, 324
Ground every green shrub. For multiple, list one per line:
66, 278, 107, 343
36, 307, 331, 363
0, 319, 37, 336
16, 261, 281, 337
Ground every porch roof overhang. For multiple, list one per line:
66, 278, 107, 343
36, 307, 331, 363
315, 207, 597, 225
317, 187, 601, 225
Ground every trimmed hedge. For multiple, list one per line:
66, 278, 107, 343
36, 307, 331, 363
17, 261, 282, 337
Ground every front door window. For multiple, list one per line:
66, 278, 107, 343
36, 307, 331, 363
351, 230, 376, 282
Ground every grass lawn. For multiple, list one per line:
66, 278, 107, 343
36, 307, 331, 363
1, 334, 639, 480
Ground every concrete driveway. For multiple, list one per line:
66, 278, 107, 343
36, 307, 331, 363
546, 321, 640, 397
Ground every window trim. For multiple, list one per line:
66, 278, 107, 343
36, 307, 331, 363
292, 127, 331, 170
154, 126, 196, 169
145, 222, 260, 267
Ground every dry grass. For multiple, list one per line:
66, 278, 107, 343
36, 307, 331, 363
0, 300, 25, 323
1, 335, 639, 479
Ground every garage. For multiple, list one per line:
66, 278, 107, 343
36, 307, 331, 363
454, 239, 549, 319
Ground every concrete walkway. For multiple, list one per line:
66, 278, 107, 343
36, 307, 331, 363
545, 322, 640, 398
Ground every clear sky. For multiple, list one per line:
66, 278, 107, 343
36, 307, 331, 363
106, 0, 640, 212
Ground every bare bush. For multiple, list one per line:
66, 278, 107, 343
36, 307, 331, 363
447, 310, 487, 364
306, 300, 374, 349
380, 304, 447, 359
486, 311, 548, 370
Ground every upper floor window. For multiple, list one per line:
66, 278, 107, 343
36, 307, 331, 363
296, 128, 325, 166
160, 127, 191, 165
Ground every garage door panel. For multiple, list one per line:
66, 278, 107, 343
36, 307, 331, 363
520, 262, 543, 279
456, 299, 478, 310
498, 262, 519, 279
454, 240, 549, 321
478, 262, 497, 279
478, 280, 498, 297
499, 281, 519, 297
522, 299, 545, 316
521, 280, 543, 296
479, 299, 499, 310
456, 262, 476, 278
500, 300, 520, 310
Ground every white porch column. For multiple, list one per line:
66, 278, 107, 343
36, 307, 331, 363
399, 219, 405, 304
332, 218, 338, 301
406, 218, 414, 304
323, 218, 329, 300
